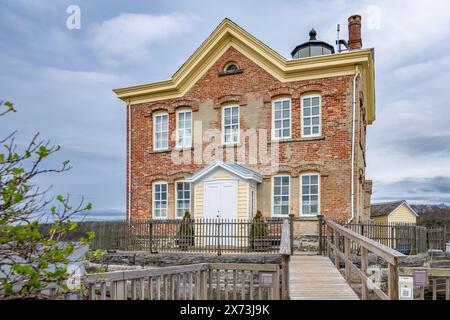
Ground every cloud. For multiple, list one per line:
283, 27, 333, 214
90, 13, 194, 66
384, 135, 450, 156
372, 176, 450, 204
2, 0, 450, 211
360, 0, 450, 68
0, 53, 126, 213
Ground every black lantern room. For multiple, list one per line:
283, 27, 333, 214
291, 29, 335, 59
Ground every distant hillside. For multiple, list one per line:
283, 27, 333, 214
411, 204, 450, 228
411, 203, 450, 215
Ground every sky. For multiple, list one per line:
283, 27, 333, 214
1, 0, 450, 220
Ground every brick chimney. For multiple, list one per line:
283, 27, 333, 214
348, 15, 362, 50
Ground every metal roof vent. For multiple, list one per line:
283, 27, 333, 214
291, 29, 335, 59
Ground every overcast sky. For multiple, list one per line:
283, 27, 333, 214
1, 0, 450, 219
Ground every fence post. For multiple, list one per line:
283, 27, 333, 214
334, 229, 340, 269
361, 247, 369, 300
217, 219, 221, 256
199, 270, 207, 299
280, 219, 291, 300
149, 220, 153, 253
288, 213, 295, 254
443, 225, 447, 250
273, 265, 281, 300
388, 261, 399, 300
344, 237, 351, 281
318, 215, 324, 255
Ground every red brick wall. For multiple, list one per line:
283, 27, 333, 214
128, 47, 368, 221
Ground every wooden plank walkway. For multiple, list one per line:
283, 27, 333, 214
289, 255, 359, 300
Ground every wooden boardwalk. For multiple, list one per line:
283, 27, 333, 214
289, 255, 359, 300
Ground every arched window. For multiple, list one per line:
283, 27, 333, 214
175, 181, 191, 218
223, 62, 239, 73
153, 112, 169, 151
222, 104, 240, 144
272, 97, 291, 140
226, 63, 238, 72
301, 94, 321, 137
153, 181, 168, 219
176, 109, 192, 149
300, 173, 320, 216
272, 175, 290, 216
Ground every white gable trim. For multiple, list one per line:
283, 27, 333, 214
185, 160, 262, 183
387, 201, 419, 220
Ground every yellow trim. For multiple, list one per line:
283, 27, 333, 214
113, 18, 376, 124
237, 183, 248, 219
194, 184, 204, 218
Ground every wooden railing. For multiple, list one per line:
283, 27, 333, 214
74, 219, 292, 301
399, 267, 450, 300
320, 218, 405, 300
343, 222, 428, 255
80, 263, 282, 300
82, 264, 208, 300
337, 221, 446, 255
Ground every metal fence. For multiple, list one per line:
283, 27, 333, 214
334, 221, 446, 255
89, 218, 284, 254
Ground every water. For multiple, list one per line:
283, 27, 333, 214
36, 210, 125, 223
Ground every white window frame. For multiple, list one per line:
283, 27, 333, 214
300, 173, 320, 216
271, 175, 290, 217
153, 181, 168, 219
175, 109, 192, 149
222, 105, 240, 145
153, 112, 169, 151
301, 94, 321, 138
175, 181, 191, 219
272, 97, 292, 140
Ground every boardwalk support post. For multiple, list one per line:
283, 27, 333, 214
388, 261, 399, 300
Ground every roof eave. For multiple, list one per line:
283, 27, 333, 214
185, 160, 262, 183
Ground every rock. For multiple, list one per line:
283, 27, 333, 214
398, 253, 428, 267
293, 235, 319, 252
428, 249, 445, 257
429, 260, 450, 268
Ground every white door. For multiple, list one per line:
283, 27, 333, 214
204, 181, 238, 246
204, 182, 221, 219
204, 181, 237, 219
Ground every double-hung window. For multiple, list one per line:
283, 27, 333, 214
176, 110, 192, 149
222, 105, 239, 144
301, 174, 320, 215
302, 95, 321, 137
272, 98, 291, 140
272, 176, 290, 216
153, 113, 169, 151
153, 182, 168, 218
176, 182, 190, 218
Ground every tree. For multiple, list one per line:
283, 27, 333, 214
0, 100, 102, 299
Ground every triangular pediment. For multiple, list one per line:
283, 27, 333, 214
185, 160, 262, 183
114, 18, 375, 123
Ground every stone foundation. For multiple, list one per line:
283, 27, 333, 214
96, 251, 283, 268
293, 235, 319, 252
